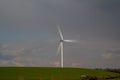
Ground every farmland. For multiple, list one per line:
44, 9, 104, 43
0, 67, 120, 80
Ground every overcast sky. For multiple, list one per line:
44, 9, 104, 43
0, 0, 120, 68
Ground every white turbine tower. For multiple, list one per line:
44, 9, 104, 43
57, 25, 77, 68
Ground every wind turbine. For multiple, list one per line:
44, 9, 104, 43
57, 25, 77, 68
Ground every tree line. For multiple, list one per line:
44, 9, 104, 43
95, 68, 120, 73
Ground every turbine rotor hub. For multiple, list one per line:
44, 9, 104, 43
60, 40, 64, 42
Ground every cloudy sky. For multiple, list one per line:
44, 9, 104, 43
0, 0, 120, 68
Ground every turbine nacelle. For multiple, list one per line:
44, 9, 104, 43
60, 40, 64, 42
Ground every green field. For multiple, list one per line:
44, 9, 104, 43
0, 67, 119, 80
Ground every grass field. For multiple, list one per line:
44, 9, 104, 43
0, 67, 120, 80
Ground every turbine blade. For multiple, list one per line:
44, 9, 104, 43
57, 43, 61, 54
64, 40, 78, 43
57, 25, 64, 40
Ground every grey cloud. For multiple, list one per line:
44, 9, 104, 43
0, 40, 120, 68
0, 0, 120, 42
106, 49, 120, 54
96, 0, 120, 13
100, 52, 120, 68
101, 49, 120, 63
0, 0, 56, 27
0, 44, 14, 60
99, 48, 120, 68
0, 41, 57, 66
0, 52, 14, 60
